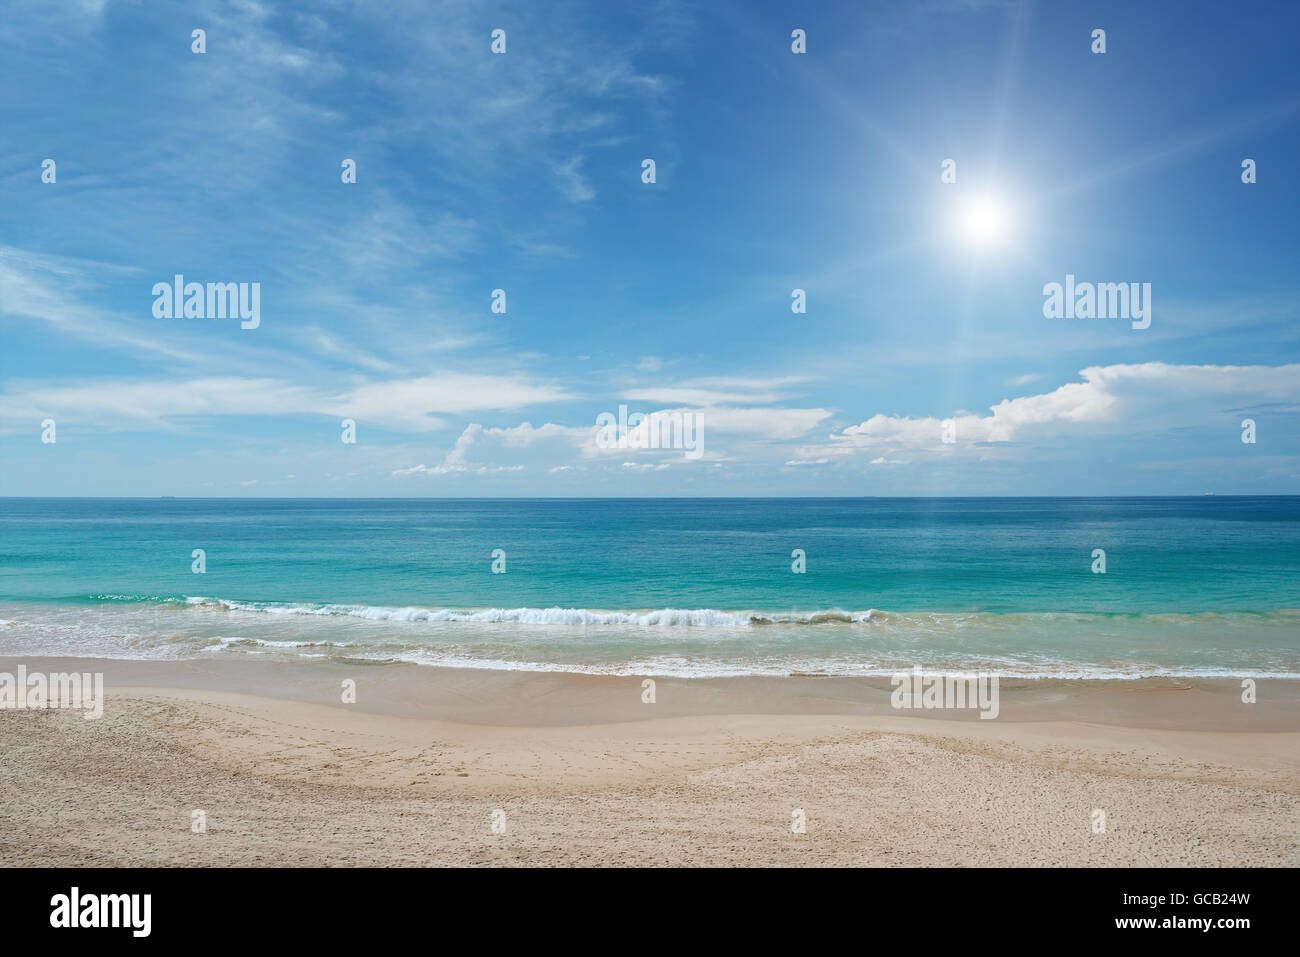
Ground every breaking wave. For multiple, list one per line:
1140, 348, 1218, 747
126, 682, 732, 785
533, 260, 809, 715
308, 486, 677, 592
180, 596, 885, 627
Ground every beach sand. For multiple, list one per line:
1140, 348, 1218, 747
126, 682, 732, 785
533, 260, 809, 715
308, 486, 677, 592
1, 656, 1296, 867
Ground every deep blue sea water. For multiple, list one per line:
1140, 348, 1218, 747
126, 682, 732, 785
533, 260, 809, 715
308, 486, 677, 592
0, 497, 1296, 677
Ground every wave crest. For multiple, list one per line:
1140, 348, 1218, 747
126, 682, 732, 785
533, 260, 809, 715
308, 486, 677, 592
182, 597, 885, 627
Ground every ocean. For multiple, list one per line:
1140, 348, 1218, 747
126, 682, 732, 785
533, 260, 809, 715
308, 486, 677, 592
0, 497, 1297, 678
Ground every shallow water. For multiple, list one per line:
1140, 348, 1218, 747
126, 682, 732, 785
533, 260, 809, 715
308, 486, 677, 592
1, 497, 1297, 677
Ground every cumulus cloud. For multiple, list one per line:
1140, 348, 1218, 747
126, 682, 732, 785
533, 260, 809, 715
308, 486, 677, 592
801, 363, 1300, 460
392, 401, 834, 477
394, 421, 592, 476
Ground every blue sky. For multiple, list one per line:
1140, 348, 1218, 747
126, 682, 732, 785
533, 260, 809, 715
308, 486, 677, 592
1, 0, 1297, 496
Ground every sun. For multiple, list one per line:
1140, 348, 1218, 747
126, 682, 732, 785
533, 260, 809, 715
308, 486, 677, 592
957, 194, 1012, 247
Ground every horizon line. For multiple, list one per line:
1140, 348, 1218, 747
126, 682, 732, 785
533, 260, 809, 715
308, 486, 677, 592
0, 494, 1295, 501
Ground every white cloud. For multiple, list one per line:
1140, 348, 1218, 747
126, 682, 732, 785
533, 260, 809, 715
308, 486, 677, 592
804, 363, 1300, 461
392, 402, 833, 477
340, 375, 573, 430
0, 373, 573, 434
620, 375, 809, 406
0, 247, 204, 363
553, 155, 596, 202
697, 406, 832, 439
394, 421, 592, 476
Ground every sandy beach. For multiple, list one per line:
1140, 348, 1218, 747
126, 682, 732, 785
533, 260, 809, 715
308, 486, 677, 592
1, 656, 1296, 867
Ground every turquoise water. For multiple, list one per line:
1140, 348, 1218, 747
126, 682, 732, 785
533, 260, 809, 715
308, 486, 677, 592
0, 497, 1297, 677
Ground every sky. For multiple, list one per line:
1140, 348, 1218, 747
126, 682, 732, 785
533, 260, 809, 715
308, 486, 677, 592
1, 0, 1297, 497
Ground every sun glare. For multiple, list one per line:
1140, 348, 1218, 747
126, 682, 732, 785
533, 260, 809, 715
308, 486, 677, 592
957, 195, 1012, 247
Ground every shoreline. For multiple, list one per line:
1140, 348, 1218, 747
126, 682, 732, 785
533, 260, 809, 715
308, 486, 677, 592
2, 655, 1297, 866
4, 654, 1300, 729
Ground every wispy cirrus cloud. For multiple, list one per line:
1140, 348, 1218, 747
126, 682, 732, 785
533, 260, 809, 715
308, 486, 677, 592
2, 1, 1296, 496
0, 373, 575, 434
620, 376, 811, 406
0, 247, 202, 363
